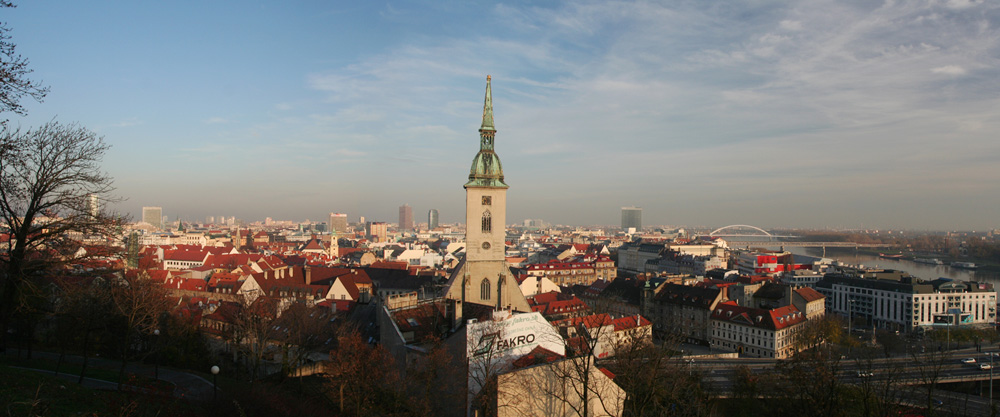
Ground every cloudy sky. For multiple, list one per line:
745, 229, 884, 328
6, 0, 1000, 230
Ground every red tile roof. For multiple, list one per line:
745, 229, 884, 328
612, 315, 652, 332
711, 302, 807, 331
795, 287, 825, 303
552, 313, 614, 330
511, 345, 564, 369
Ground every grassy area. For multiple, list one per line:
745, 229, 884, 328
0, 365, 204, 417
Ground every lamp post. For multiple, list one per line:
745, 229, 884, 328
153, 329, 160, 380
211, 365, 220, 401
848, 299, 855, 355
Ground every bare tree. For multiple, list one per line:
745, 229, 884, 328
0, 121, 122, 352
110, 270, 170, 390
844, 345, 910, 417
272, 302, 337, 378
610, 329, 712, 417
325, 330, 408, 416
0, 1, 49, 125
537, 313, 626, 417
229, 292, 279, 383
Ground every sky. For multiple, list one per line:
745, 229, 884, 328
5, 0, 1000, 230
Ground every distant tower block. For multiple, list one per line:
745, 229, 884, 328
399, 204, 414, 231
329, 212, 348, 235
87, 194, 99, 218
142, 206, 163, 230
621, 206, 642, 230
428, 209, 439, 230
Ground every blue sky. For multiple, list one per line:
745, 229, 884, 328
6, 0, 1000, 230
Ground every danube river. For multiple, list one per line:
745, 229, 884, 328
768, 246, 1000, 287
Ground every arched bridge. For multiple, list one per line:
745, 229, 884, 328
708, 225, 898, 248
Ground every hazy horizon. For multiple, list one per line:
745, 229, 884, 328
7, 1, 1000, 230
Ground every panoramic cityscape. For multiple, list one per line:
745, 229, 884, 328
3, 1, 1000, 417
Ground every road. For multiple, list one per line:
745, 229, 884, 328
672, 347, 1000, 415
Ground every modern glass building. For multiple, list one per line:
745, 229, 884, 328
621, 206, 642, 230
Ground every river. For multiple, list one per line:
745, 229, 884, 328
761, 246, 1000, 287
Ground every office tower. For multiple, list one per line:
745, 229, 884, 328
443, 75, 529, 312
329, 212, 348, 235
87, 194, 99, 217
368, 222, 388, 243
621, 206, 642, 230
398, 204, 414, 231
428, 209, 439, 230
142, 206, 163, 230
206, 216, 214, 224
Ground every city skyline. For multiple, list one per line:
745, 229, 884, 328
6, 1, 1000, 230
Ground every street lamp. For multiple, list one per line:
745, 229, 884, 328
848, 299, 855, 355
211, 365, 220, 401
153, 329, 160, 380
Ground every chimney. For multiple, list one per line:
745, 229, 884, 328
305, 265, 312, 285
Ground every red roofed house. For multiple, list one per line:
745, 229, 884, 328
709, 302, 809, 359
793, 287, 826, 320
324, 270, 374, 308
163, 249, 211, 270
552, 313, 616, 359
611, 315, 653, 349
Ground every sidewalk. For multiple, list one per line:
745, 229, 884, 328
2, 348, 216, 400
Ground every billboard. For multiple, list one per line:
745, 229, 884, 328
466, 311, 566, 410
467, 311, 565, 360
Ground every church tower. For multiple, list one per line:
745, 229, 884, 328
444, 76, 530, 313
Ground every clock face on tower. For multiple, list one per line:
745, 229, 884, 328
482, 242, 491, 250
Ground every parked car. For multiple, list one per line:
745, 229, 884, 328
981, 363, 993, 370
961, 358, 977, 364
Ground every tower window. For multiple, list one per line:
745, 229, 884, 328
482, 210, 492, 233
482, 196, 492, 206
481, 279, 491, 300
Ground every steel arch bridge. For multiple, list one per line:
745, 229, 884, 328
709, 224, 774, 239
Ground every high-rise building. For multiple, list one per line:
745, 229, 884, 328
206, 216, 214, 224
142, 206, 163, 230
398, 204, 414, 231
428, 209, 439, 230
621, 206, 642, 231
329, 212, 348, 235
443, 75, 529, 313
368, 221, 388, 243
87, 194, 99, 218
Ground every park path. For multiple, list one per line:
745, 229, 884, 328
2, 349, 217, 401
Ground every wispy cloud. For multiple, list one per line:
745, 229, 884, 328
931, 65, 967, 75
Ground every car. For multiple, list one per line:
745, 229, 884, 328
856, 370, 874, 378
961, 358, 977, 364
981, 363, 993, 370
932, 398, 944, 406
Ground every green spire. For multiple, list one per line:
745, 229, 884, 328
466, 75, 508, 189
480, 75, 495, 133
